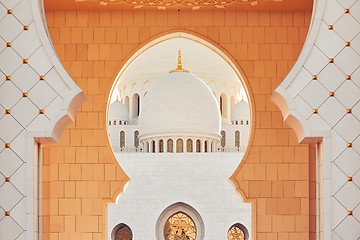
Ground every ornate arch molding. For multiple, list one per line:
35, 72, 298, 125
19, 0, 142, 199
270, 0, 330, 143
0, 1, 85, 240
271, 0, 360, 239
31, 0, 86, 143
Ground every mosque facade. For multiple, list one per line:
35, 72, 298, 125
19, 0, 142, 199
0, 0, 360, 240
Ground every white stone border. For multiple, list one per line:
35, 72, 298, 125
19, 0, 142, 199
270, 0, 330, 143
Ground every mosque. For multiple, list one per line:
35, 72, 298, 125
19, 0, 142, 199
0, 0, 360, 240
107, 48, 252, 239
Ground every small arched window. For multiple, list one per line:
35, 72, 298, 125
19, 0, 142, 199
114, 120, 117, 125
112, 223, 133, 240
152, 140, 156, 153
132, 93, 140, 118
134, 131, 139, 148
167, 139, 173, 153
230, 96, 236, 112
120, 131, 125, 148
227, 223, 248, 240
159, 139, 164, 153
164, 212, 196, 240
176, 139, 183, 153
221, 130, 226, 148
186, 139, 193, 153
220, 94, 227, 118
235, 131, 240, 148
204, 140, 208, 153
196, 140, 201, 153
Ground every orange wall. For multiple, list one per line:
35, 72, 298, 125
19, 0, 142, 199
42, 10, 313, 240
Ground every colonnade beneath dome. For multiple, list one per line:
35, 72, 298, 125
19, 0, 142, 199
142, 137, 218, 153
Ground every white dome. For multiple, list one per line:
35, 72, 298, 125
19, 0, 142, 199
109, 100, 129, 121
231, 100, 250, 121
139, 72, 221, 139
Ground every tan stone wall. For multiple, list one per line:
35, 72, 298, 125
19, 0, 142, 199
42, 10, 313, 240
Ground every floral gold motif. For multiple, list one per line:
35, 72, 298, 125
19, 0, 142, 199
74, 0, 284, 9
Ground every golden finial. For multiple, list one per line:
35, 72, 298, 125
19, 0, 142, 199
169, 50, 190, 73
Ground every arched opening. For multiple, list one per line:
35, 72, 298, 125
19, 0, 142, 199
186, 139, 193, 153
196, 140, 201, 153
134, 131, 139, 148
176, 139, 183, 153
221, 130, 226, 148
124, 96, 129, 114
120, 131, 125, 148
235, 130, 240, 149
111, 223, 133, 240
227, 223, 248, 240
144, 141, 149, 153
220, 93, 227, 118
159, 139, 164, 153
230, 96, 236, 113
204, 140, 208, 153
151, 140, 155, 153
164, 212, 196, 240
132, 93, 140, 118
156, 202, 205, 240
108, 32, 254, 157
167, 139, 173, 153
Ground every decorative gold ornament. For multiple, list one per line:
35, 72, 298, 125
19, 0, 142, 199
22, 92, 28, 97
312, 75, 317, 80
227, 225, 246, 240
5, 143, 10, 148
329, 58, 334, 63
348, 176, 353, 182
23, 25, 29, 31
5, 109, 10, 114
6, 42, 11, 47
313, 109, 318, 114
347, 109, 352, 114
5, 177, 10, 182
7, 9, 12, 14
23, 59, 28, 64
348, 210, 353, 215
328, 25, 333, 30
169, 50, 190, 73
164, 212, 196, 240
348, 143, 352, 148
329, 92, 334, 97
5, 211, 10, 216
6, 76, 11, 81
40, 75, 45, 80
74, 0, 283, 9
39, 109, 45, 114
345, 42, 350, 47
345, 8, 350, 13
346, 75, 351, 80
